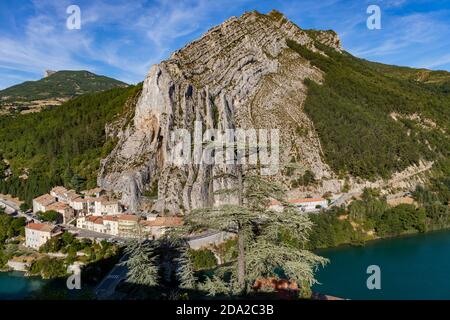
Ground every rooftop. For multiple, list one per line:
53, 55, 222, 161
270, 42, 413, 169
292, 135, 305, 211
51, 186, 68, 194
82, 187, 104, 195
86, 216, 104, 225
118, 215, 140, 222
46, 201, 70, 211
270, 198, 326, 206
103, 215, 119, 222
51, 186, 80, 201
26, 223, 56, 233
33, 194, 56, 206
141, 217, 183, 227
72, 197, 97, 203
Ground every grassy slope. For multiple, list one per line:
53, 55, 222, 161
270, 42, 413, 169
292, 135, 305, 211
287, 40, 450, 180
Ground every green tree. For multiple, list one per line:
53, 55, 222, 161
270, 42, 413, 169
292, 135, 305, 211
37, 211, 61, 223
19, 203, 30, 212
122, 239, 159, 286
29, 256, 67, 279
189, 249, 217, 271
176, 245, 197, 290
182, 170, 327, 296
61, 231, 75, 246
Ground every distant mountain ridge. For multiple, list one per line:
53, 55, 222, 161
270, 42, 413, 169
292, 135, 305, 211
0, 70, 128, 114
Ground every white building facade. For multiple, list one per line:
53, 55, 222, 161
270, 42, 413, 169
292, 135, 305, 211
270, 198, 328, 213
25, 223, 60, 249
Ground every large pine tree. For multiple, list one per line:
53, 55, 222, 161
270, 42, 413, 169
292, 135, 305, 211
181, 167, 328, 296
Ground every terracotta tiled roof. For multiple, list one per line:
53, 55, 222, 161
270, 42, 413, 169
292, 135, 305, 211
33, 194, 56, 206
94, 196, 118, 205
46, 202, 69, 211
103, 216, 119, 222
26, 223, 56, 233
82, 187, 104, 195
86, 216, 104, 225
141, 217, 183, 227
72, 198, 87, 203
50, 187, 80, 201
118, 215, 140, 222
270, 198, 326, 206
72, 197, 97, 203
66, 192, 81, 201
253, 277, 298, 291
51, 186, 68, 194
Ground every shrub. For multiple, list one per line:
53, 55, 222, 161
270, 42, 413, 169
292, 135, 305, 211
189, 249, 218, 271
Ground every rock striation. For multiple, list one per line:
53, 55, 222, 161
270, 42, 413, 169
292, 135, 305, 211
98, 10, 342, 213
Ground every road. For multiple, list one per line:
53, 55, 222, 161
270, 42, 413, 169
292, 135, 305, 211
0, 198, 17, 214
329, 192, 360, 208
0, 197, 36, 221
95, 254, 129, 300
63, 225, 128, 242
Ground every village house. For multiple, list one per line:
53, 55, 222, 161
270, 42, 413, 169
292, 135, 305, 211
140, 216, 183, 239
69, 196, 121, 217
82, 187, 106, 198
117, 215, 141, 238
77, 214, 139, 237
69, 197, 88, 212
103, 216, 119, 236
46, 201, 75, 224
76, 213, 184, 239
70, 197, 97, 215
76, 216, 107, 234
270, 198, 328, 213
50, 186, 81, 204
94, 197, 122, 216
32, 194, 56, 214
25, 223, 62, 249
33, 186, 123, 230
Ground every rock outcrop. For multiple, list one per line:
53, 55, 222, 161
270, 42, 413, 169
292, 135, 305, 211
98, 10, 342, 213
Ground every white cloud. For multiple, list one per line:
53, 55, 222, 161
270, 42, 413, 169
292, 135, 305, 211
349, 12, 448, 57
0, 0, 449, 89
0, 0, 254, 88
419, 53, 450, 69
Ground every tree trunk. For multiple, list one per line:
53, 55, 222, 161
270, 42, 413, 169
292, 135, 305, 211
237, 228, 246, 292
237, 168, 246, 292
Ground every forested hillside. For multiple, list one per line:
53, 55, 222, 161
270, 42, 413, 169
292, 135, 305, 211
287, 40, 450, 180
0, 71, 129, 115
0, 84, 142, 205
0, 71, 128, 104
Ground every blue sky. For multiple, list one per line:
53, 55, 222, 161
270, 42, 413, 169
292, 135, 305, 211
0, 0, 449, 89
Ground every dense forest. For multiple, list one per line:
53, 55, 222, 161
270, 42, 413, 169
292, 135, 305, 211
287, 40, 450, 180
0, 84, 142, 205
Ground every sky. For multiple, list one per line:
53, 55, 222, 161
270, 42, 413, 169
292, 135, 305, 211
0, 0, 449, 89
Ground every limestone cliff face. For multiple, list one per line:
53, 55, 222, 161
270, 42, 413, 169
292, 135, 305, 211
98, 10, 342, 213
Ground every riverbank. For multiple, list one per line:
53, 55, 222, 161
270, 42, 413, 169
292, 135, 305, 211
0, 271, 95, 300
316, 225, 450, 252
312, 228, 450, 299
0, 271, 47, 299
306, 186, 450, 250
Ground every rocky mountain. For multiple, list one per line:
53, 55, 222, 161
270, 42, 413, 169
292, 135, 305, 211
0, 70, 128, 114
98, 10, 449, 213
